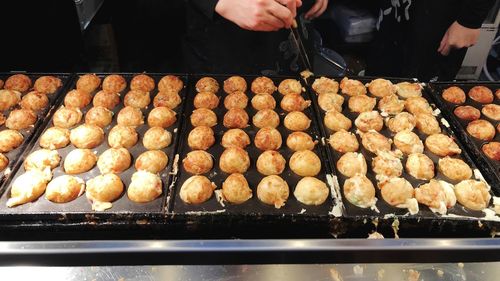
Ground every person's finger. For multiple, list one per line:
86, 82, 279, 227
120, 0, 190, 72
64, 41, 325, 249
275, 0, 297, 18
305, 0, 323, 20
255, 22, 281, 32
440, 43, 451, 56
261, 11, 286, 30
296, 0, 302, 8
437, 32, 448, 53
268, 1, 294, 28
312, 0, 328, 18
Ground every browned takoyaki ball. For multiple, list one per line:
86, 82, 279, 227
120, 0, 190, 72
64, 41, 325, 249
312, 77, 339, 95
289, 150, 321, 177
455, 180, 491, 211
278, 79, 302, 95
153, 91, 182, 109
284, 111, 311, 131
85, 106, 113, 128
224, 76, 247, 94
39, 127, 70, 150
0, 130, 23, 153
102, 74, 127, 93
33, 76, 62, 94
255, 127, 282, 151
93, 90, 120, 110
405, 153, 435, 180
23, 149, 61, 171
280, 94, 311, 112
425, 134, 462, 157
180, 175, 215, 204
4, 74, 31, 92
70, 124, 105, 149
5, 109, 37, 130
108, 125, 138, 149
393, 131, 424, 155
336, 152, 367, 177
148, 107, 177, 128
251, 94, 276, 110
196, 77, 219, 93
135, 150, 168, 173
257, 175, 289, 208
328, 130, 358, 153
127, 170, 163, 203
395, 82, 422, 98
469, 86, 493, 103
256, 150, 286, 176
251, 76, 276, 95
63, 148, 97, 174
188, 126, 215, 150
482, 104, 500, 121
286, 132, 316, 151
386, 112, 416, 133
53, 106, 82, 128
361, 131, 392, 154
0, 153, 8, 171
158, 75, 183, 93
367, 78, 396, 97
45, 175, 85, 203
221, 129, 251, 149
182, 150, 213, 175
143, 127, 172, 150
354, 111, 384, 132
467, 119, 495, 141
123, 90, 151, 109
339, 77, 366, 96
64, 89, 92, 109
483, 142, 500, 161
223, 108, 249, 129
442, 86, 466, 104
324, 110, 351, 132
0, 89, 21, 111
191, 108, 217, 127
193, 92, 220, 109
318, 93, 344, 112
0, 79, 3, 89
20, 91, 48, 111
97, 148, 132, 174
117, 106, 144, 127
294, 177, 329, 206
219, 147, 250, 174
130, 74, 155, 92
405, 97, 433, 115
454, 106, 480, 121
348, 95, 376, 113
252, 109, 280, 128
378, 94, 405, 115
224, 91, 248, 109
438, 157, 472, 181
76, 74, 101, 93
222, 173, 253, 204
415, 113, 441, 135
86, 173, 124, 205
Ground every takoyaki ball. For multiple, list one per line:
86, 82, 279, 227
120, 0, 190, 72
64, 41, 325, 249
312, 77, 339, 95
93, 90, 120, 110
127, 171, 163, 203
386, 112, 416, 133
223, 76, 247, 94
20, 91, 48, 111
108, 125, 138, 148
223, 108, 249, 129
395, 82, 422, 98
148, 107, 177, 128
425, 134, 462, 157
0, 113, 5, 126
76, 74, 101, 93
179, 175, 216, 204
85, 106, 113, 128
294, 177, 329, 206
278, 79, 302, 95
86, 173, 124, 205
24, 149, 60, 171
257, 175, 289, 208
482, 142, 500, 161
33, 76, 62, 94
498, 123, 500, 134
130, 74, 155, 92
6, 169, 51, 208
143, 127, 172, 150
442, 86, 466, 104
255, 127, 282, 151
116, 106, 144, 127
329, 130, 358, 153
0, 130, 23, 152
123, 90, 151, 109
251, 76, 276, 95
97, 148, 131, 174
190, 108, 217, 127
5, 109, 37, 130
367, 78, 396, 97
188, 126, 215, 150
378, 177, 414, 207
102, 74, 127, 93
361, 131, 392, 154
466, 119, 495, 141
45, 175, 85, 203
4, 74, 31, 92
222, 173, 252, 204
454, 105, 480, 121
469, 86, 493, 103
153, 91, 182, 109
287, 131, 316, 151
193, 92, 220, 109
415, 113, 441, 135
183, 150, 213, 174
336, 152, 367, 177
256, 150, 286, 175
221, 129, 250, 149
354, 111, 384, 132
219, 147, 250, 174
438, 157, 472, 181
482, 104, 500, 121
0, 79, 3, 89
290, 150, 321, 177
343, 174, 376, 208
0, 153, 8, 171
135, 150, 168, 173
158, 75, 183, 93
348, 95, 376, 113
405, 153, 435, 180
340, 77, 366, 96
196, 77, 219, 93
454, 180, 491, 211
415, 180, 457, 213
378, 94, 404, 115
252, 109, 279, 128
280, 94, 311, 112
70, 124, 104, 149
404, 97, 433, 115
318, 93, 344, 112
394, 130, 424, 155
496, 89, 500, 99
251, 94, 276, 110
324, 110, 352, 132
0, 89, 21, 110
284, 111, 311, 131
372, 150, 403, 178
64, 148, 97, 174
64, 89, 92, 109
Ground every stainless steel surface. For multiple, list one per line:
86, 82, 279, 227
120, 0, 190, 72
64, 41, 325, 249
0, 263, 499, 281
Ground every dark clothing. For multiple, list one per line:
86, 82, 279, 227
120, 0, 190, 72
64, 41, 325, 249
366, 0, 494, 81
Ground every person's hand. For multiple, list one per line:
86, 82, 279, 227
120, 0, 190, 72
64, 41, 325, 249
304, 0, 328, 20
438, 21, 480, 56
215, 0, 303, 32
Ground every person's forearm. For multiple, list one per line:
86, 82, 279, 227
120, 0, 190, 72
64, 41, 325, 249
457, 0, 495, 29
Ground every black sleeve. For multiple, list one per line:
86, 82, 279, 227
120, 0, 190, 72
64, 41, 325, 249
456, 0, 495, 29
188, 0, 219, 19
